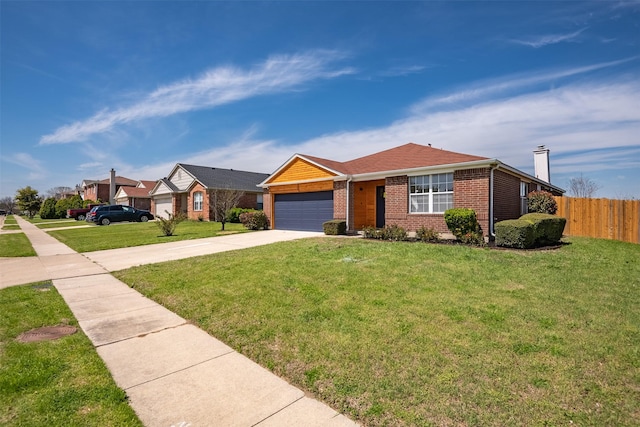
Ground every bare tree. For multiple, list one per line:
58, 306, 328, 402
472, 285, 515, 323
568, 174, 601, 198
0, 196, 16, 214
210, 188, 245, 230
46, 186, 74, 200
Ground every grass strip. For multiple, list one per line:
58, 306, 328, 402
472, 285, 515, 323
48, 221, 249, 252
0, 282, 142, 426
0, 233, 37, 257
115, 236, 640, 426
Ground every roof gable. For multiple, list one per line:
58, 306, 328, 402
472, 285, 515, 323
150, 178, 179, 196
178, 164, 269, 192
266, 156, 340, 184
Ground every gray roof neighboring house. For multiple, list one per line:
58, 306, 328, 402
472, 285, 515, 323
179, 164, 269, 193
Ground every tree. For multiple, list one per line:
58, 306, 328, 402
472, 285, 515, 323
46, 186, 74, 200
15, 186, 42, 218
55, 198, 73, 218
569, 174, 600, 198
0, 196, 16, 214
210, 188, 245, 231
40, 197, 58, 219
527, 190, 558, 215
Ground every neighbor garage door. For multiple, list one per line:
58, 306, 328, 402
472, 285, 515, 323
154, 196, 173, 219
274, 191, 333, 231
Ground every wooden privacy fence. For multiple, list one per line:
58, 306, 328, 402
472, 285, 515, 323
554, 196, 640, 244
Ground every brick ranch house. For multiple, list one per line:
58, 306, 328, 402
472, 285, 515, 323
259, 143, 564, 236
149, 163, 269, 220
82, 175, 139, 203
113, 180, 157, 211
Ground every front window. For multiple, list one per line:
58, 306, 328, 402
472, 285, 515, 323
193, 192, 203, 211
409, 173, 453, 213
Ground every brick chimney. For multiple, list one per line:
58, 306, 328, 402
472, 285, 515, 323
533, 145, 550, 183
109, 168, 116, 204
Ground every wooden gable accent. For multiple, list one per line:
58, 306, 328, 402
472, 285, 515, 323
269, 157, 337, 184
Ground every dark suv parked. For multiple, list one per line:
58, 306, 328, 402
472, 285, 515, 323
86, 205, 154, 225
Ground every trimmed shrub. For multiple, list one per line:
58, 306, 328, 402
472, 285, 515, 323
382, 224, 408, 241
362, 224, 408, 241
155, 212, 187, 236
323, 220, 347, 235
39, 197, 58, 219
240, 211, 269, 230
416, 226, 440, 243
495, 219, 536, 249
362, 226, 380, 239
444, 208, 482, 241
527, 191, 558, 215
55, 198, 72, 219
520, 213, 566, 246
227, 207, 255, 223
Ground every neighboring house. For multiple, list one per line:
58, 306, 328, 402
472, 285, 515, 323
149, 163, 269, 220
82, 176, 139, 202
259, 143, 565, 234
114, 180, 157, 210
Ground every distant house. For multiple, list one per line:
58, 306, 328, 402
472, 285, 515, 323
82, 176, 138, 203
259, 143, 564, 234
114, 180, 157, 210
149, 163, 269, 220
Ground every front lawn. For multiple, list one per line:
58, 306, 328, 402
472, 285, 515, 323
2, 215, 19, 231
115, 236, 640, 426
48, 221, 250, 252
0, 233, 36, 257
0, 282, 142, 426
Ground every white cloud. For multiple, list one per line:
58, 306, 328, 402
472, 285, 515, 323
411, 56, 639, 112
40, 50, 355, 145
511, 27, 587, 48
4, 153, 46, 181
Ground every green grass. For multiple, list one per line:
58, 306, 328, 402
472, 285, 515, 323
0, 282, 142, 426
0, 233, 36, 257
115, 236, 640, 426
48, 221, 250, 252
37, 220, 91, 229
2, 215, 19, 231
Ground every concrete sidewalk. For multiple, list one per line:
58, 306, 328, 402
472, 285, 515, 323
3, 217, 358, 426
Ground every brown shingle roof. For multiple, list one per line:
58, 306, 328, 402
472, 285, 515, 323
302, 143, 488, 175
118, 186, 152, 198
97, 176, 139, 186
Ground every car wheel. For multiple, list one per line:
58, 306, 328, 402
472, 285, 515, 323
77, 214, 85, 221
101, 218, 111, 226
139, 215, 149, 222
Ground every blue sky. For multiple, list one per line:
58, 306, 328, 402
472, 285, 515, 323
1, 1, 639, 200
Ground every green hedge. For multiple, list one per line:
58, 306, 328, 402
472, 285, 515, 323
495, 219, 536, 249
323, 220, 347, 235
444, 208, 482, 240
495, 213, 566, 249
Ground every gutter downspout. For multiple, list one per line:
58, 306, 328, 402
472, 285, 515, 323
346, 176, 352, 232
489, 163, 499, 238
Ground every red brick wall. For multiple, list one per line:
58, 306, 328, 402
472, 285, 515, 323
380, 169, 492, 236
493, 169, 522, 222
263, 189, 272, 225
188, 183, 208, 221
453, 168, 490, 235
384, 175, 449, 234
333, 181, 347, 221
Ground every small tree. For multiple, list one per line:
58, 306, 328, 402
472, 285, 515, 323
39, 197, 58, 219
210, 188, 245, 231
527, 190, 557, 214
568, 174, 600, 198
15, 186, 42, 218
156, 211, 187, 236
